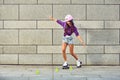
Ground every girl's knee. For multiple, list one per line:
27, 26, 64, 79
62, 49, 66, 53
70, 52, 74, 56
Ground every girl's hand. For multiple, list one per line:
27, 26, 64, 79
49, 16, 57, 22
77, 36, 86, 47
81, 42, 86, 47
49, 16, 53, 20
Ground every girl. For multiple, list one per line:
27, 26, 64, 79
49, 15, 85, 69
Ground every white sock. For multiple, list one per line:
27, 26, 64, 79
76, 60, 80, 66
64, 61, 68, 65
63, 61, 67, 66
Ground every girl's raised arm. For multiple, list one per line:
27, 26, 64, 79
49, 16, 65, 28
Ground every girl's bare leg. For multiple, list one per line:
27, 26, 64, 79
69, 44, 78, 60
62, 43, 68, 61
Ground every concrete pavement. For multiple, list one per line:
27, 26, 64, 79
0, 65, 120, 80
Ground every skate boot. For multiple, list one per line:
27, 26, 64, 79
62, 62, 69, 69
76, 60, 82, 68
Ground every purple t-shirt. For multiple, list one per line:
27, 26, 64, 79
57, 20, 79, 37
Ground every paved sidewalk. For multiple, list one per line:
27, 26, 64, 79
0, 65, 120, 80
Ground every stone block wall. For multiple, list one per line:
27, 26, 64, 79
0, 0, 120, 65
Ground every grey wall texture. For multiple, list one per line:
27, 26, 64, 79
0, 0, 120, 65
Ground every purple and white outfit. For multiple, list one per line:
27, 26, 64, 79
57, 20, 79, 44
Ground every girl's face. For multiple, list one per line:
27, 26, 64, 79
66, 21, 72, 27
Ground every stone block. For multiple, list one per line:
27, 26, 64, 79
75, 21, 104, 29
38, 46, 61, 53
87, 5, 119, 20
72, 0, 104, 4
87, 30, 119, 45
105, 46, 120, 53
4, 21, 36, 29
4, 0, 37, 4
0, 5, 18, 20
19, 54, 52, 64
0, 54, 18, 64
38, 0, 70, 4
3, 46, 36, 54
105, 21, 120, 28
87, 54, 119, 65
19, 30, 52, 45
38, 21, 62, 29
20, 5, 52, 20
74, 46, 104, 53
105, 0, 120, 4
0, 30, 18, 44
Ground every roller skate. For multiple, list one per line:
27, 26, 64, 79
62, 62, 69, 69
77, 60, 82, 68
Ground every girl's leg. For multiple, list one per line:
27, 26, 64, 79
69, 44, 82, 68
62, 43, 70, 69
69, 44, 78, 60
62, 43, 68, 61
